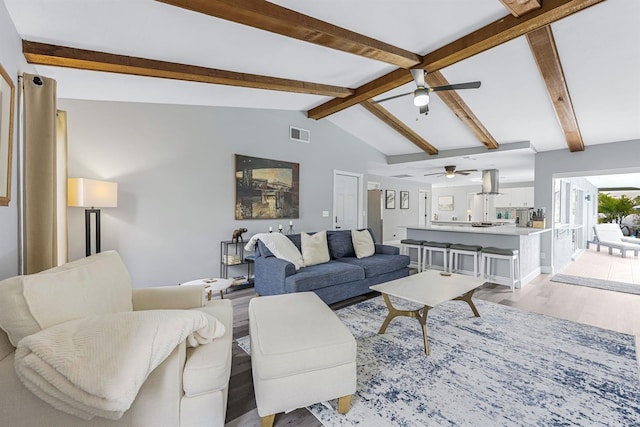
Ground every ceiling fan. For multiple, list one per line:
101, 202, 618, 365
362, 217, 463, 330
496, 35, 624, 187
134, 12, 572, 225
373, 69, 481, 115
424, 165, 478, 179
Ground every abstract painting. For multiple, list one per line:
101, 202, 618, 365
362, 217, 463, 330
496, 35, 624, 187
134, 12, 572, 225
235, 154, 299, 219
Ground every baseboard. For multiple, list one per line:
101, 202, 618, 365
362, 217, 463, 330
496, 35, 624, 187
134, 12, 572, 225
520, 267, 541, 287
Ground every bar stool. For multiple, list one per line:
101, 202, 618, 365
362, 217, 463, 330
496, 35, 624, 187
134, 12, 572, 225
448, 244, 482, 277
480, 247, 520, 292
400, 239, 425, 272
421, 241, 451, 272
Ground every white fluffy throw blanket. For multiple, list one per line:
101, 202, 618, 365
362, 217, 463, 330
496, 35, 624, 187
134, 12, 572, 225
14, 310, 225, 420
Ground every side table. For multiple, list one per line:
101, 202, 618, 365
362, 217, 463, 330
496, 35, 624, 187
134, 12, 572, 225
181, 278, 233, 301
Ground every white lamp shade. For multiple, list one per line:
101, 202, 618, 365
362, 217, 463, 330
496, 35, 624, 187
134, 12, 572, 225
68, 178, 118, 208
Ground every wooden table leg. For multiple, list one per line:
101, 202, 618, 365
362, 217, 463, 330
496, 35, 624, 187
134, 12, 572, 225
453, 289, 480, 317
378, 293, 433, 356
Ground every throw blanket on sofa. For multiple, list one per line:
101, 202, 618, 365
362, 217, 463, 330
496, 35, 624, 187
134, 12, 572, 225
245, 232, 304, 269
14, 310, 225, 420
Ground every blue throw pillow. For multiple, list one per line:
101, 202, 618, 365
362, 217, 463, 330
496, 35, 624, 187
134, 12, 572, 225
327, 230, 356, 259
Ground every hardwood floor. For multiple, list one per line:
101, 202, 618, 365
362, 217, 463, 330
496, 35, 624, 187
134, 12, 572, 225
222, 250, 640, 426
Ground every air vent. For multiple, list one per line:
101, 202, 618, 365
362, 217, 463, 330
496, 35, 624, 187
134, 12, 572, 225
391, 174, 413, 178
290, 126, 310, 143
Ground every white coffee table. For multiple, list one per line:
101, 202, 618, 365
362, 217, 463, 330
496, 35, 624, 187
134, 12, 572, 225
370, 270, 484, 356
182, 278, 232, 300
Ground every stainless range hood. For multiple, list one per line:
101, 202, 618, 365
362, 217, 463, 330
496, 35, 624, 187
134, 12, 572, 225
480, 169, 499, 194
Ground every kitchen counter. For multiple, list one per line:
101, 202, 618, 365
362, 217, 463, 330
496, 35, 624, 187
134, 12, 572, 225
403, 225, 550, 287
406, 224, 551, 236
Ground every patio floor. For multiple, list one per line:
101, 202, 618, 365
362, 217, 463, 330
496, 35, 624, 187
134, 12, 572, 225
560, 245, 640, 284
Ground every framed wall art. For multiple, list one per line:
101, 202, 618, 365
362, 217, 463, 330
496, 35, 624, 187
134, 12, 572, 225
385, 189, 395, 209
400, 191, 409, 209
438, 195, 454, 211
235, 154, 299, 219
0, 63, 15, 206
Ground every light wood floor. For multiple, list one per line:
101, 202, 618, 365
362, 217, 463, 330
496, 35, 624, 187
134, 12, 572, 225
223, 250, 640, 426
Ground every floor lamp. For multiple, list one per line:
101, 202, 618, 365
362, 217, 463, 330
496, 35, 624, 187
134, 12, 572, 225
68, 178, 118, 257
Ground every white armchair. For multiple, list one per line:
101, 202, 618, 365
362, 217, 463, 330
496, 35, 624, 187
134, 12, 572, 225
0, 251, 233, 427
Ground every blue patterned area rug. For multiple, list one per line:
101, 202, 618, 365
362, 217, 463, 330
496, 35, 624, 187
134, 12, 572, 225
237, 297, 640, 426
551, 273, 640, 295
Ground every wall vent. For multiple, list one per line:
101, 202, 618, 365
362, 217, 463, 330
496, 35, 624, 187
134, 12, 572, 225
290, 126, 310, 143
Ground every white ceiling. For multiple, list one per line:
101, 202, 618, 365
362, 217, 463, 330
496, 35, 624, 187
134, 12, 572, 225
4, 0, 640, 188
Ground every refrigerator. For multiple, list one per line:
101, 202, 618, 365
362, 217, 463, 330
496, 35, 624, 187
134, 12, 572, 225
367, 190, 383, 243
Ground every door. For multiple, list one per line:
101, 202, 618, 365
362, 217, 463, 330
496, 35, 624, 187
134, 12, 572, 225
367, 189, 383, 242
334, 171, 362, 230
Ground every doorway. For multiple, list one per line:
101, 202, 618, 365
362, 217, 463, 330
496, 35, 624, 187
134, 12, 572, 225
333, 170, 363, 230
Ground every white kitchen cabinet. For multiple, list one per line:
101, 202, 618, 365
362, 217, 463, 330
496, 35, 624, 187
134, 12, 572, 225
493, 192, 511, 208
510, 187, 534, 207
493, 187, 534, 208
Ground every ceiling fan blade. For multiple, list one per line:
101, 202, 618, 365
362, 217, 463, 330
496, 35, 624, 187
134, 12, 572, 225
430, 81, 481, 92
423, 172, 444, 177
419, 104, 428, 115
410, 69, 426, 88
456, 169, 478, 174
372, 91, 413, 104
457, 171, 471, 176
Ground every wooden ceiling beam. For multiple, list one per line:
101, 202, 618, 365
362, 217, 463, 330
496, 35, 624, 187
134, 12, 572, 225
498, 0, 542, 18
22, 40, 354, 98
308, 0, 605, 120
425, 71, 499, 150
360, 100, 438, 155
156, 0, 421, 69
526, 26, 584, 152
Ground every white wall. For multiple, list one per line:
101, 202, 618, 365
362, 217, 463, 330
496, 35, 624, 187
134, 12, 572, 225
535, 139, 640, 273
60, 99, 386, 286
0, 3, 34, 279
432, 184, 480, 221
368, 174, 429, 242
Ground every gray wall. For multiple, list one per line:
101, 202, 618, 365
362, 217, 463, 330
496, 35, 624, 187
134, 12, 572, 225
534, 139, 640, 273
59, 99, 386, 287
368, 175, 428, 242
0, 3, 35, 279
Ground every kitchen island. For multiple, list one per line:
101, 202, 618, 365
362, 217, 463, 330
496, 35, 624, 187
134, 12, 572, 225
403, 225, 551, 287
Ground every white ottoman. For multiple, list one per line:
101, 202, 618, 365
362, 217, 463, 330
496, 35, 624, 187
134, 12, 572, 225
249, 292, 357, 427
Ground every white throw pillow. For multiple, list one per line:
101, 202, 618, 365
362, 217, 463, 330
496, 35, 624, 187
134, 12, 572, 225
0, 251, 133, 346
352, 229, 375, 259
259, 233, 304, 270
301, 231, 330, 267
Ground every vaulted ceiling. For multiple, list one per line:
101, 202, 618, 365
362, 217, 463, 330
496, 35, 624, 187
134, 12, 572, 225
4, 0, 640, 187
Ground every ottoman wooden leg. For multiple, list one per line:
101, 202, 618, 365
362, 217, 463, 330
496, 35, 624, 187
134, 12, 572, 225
260, 414, 275, 427
338, 394, 352, 414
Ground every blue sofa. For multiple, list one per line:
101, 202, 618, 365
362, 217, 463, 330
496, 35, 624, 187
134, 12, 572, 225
253, 229, 410, 304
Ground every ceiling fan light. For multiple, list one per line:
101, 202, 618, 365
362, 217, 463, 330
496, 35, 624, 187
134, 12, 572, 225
445, 172, 455, 178
413, 88, 429, 106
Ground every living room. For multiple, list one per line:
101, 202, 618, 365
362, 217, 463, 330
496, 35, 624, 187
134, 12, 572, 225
1, 1, 639, 426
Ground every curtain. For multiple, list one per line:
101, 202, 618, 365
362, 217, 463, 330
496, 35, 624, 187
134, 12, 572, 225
21, 73, 67, 274
56, 110, 68, 266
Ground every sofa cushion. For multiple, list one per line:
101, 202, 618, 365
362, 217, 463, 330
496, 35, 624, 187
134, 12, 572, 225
285, 261, 364, 293
327, 230, 356, 258
352, 229, 375, 259
0, 251, 133, 346
336, 254, 409, 278
301, 231, 330, 267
